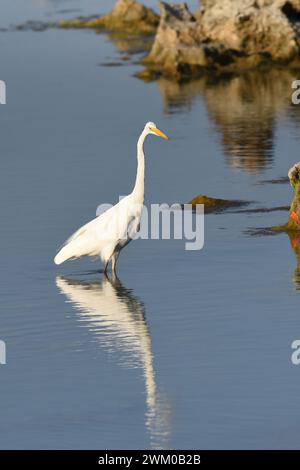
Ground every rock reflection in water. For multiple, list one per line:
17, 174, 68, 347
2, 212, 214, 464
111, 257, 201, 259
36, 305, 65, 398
156, 69, 300, 174
56, 275, 171, 449
288, 233, 300, 290
102, 30, 154, 56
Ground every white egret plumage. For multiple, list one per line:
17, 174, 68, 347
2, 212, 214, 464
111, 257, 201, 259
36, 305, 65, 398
54, 122, 169, 273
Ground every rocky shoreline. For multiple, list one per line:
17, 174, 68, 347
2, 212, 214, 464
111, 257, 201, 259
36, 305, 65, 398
143, 1, 300, 79
59, 0, 300, 80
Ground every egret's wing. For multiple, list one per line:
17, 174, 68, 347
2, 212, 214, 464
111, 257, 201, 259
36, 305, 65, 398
64, 225, 87, 246
57, 205, 113, 252
56, 223, 89, 254
55, 215, 106, 264
55, 196, 135, 265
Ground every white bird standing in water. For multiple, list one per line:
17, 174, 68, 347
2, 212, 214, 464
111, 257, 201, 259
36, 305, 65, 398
54, 122, 169, 273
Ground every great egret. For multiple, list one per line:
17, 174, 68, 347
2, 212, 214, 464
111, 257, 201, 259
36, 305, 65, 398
54, 122, 169, 273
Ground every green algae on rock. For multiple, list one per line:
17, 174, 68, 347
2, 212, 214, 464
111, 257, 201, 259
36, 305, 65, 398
59, 0, 159, 34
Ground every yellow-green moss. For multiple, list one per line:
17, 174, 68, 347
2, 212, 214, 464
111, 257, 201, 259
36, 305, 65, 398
135, 68, 161, 82
59, 0, 159, 34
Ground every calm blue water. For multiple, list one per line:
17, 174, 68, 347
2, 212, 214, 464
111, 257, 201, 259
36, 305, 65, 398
1, 0, 300, 450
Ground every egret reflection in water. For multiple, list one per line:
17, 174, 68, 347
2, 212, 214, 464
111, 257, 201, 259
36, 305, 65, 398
56, 274, 171, 448
155, 69, 300, 174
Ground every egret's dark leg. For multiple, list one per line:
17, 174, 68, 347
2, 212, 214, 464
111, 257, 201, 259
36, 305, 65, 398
112, 252, 119, 275
103, 261, 109, 275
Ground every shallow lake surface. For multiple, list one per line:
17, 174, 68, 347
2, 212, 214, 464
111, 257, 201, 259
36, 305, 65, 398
1, 0, 300, 449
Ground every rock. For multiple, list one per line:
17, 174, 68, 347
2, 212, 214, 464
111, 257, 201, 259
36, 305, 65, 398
288, 231, 300, 287
60, 0, 159, 34
188, 194, 248, 212
286, 162, 300, 229
143, 3, 205, 79
198, 0, 300, 61
143, 0, 300, 79
273, 162, 300, 231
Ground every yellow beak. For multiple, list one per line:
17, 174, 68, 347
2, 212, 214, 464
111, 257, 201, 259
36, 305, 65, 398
150, 126, 170, 140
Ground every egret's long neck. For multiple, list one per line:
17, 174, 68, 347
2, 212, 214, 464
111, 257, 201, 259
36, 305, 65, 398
132, 131, 146, 202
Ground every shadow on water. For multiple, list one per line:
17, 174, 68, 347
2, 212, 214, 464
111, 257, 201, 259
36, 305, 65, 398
227, 205, 289, 214
256, 176, 290, 186
13, 20, 154, 58
56, 274, 171, 449
153, 69, 300, 174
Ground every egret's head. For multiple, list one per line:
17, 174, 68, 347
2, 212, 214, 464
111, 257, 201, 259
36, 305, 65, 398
144, 121, 170, 140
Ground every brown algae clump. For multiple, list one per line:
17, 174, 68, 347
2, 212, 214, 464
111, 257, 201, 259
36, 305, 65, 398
188, 194, 248, 213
